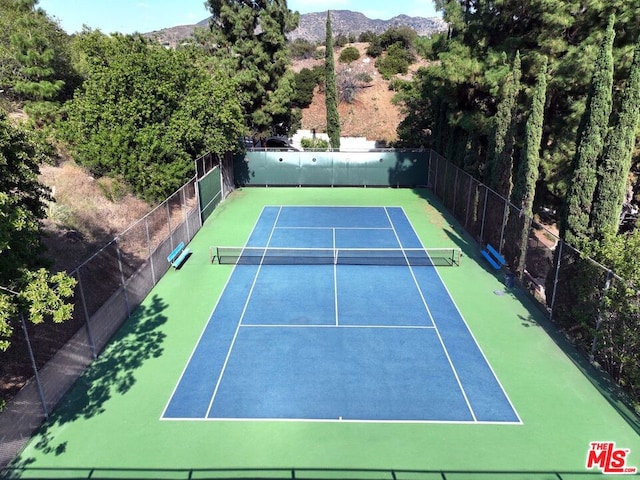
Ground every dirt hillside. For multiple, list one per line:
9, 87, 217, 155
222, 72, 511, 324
295, 43, 427, 144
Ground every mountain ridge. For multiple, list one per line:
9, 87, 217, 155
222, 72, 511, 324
145, 10, 446, 46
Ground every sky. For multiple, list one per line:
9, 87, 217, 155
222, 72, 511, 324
37, 0, 441, 35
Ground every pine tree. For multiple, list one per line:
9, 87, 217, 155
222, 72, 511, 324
589, 34, 640, 237
324, 11, 340, 150
562, 16, 615, 247
3, 0, 69, 101
206, 0, 299, 135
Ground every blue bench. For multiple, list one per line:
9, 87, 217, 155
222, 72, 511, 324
167, 241, 191, 269
481, 243, 506, 270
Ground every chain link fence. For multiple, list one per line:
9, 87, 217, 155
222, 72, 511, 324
0, 159, 225, 465
429, 150, 639, 405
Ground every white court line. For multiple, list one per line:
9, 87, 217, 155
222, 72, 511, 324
162, 416, 522, 425
407, 207, 523, 424
240, 323, 437, 329
160, 206, 269, 420
384, 206, 478, 422
204, 206, 283, 419
333, 227, 339, 326
274, 226, 393, 230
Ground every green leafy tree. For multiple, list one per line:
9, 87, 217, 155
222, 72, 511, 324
0, 112, 75, 350
562, 17, 615, 248
583, 230, 640, 402
62, 33, 244, 202
206, 0, 299, 135
325, 11, 340, 150
589, 34, 640, 237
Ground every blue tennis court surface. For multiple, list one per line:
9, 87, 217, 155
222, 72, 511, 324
162, 206, 520, 423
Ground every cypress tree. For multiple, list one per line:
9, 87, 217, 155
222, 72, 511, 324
562, 16, 615, 247
325, 11, 340, 150
485, 52, 521, 248
487, 51, 521, 198
589, 34, 640, 237
505, 57, 548, 275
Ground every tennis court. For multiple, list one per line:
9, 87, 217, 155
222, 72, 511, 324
5, 188, 640, 478
163, 206, 519, 423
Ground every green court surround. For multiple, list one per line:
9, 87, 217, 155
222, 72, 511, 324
6, 187, 640, 478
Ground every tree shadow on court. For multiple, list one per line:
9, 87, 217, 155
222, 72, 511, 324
233, 152, 251, 186
6, 294, 168, 470
387, 151, 430, 187
513, 293, 640, 436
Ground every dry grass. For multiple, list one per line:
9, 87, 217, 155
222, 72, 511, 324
39, 161, 152, 273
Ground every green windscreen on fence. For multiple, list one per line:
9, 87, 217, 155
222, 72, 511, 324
198, 166, 222, 222
233, 151, 430, 187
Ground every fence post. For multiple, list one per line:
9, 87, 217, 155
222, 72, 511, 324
76, 269, 97, 359
20, 312, 48, 419
145, 216, 157, 285
181, 184, 190, 242
589, 270, 613, 363
115, 239, 131, 318
498, 198, 509, 254
443, 159, 450, 206
480, 187, 489, 243
549, 240, 563, 321
452, 167, 459, 215
465, 174, 473, 229
195, 174, 204, 228
166, 201, 173, 251
433, 152, 439, 197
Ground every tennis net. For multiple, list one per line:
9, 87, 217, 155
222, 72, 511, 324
213, 246, 461, 266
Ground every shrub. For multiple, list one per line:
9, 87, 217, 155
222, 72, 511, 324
358, 31, 377, 43
300, 137, 329, 150
292, 66, 324, 108
366, 38, 383, 58
334, 34, 349, 48
338, 46, 360, 64
354, 72, 373, 83
289, 38, 318, 60
380, 26, 417, 50
375, 42, 416, 79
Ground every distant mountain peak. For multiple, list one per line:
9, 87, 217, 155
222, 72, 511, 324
145, 10, 446, 47
289, 10, 447, 42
